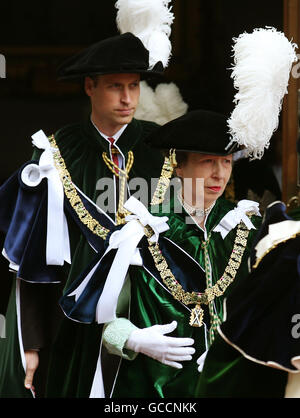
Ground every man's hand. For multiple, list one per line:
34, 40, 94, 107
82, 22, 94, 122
24, 350, 39, 391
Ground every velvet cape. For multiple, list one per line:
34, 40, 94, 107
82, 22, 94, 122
195, 202, 300, 398
0, 117, 163, 398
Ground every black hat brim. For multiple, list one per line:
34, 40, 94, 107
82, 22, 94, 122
145, 110, 242, 156
57, 62, 164, 82
56, 33, 164, 82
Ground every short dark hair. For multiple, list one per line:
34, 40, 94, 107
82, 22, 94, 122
87, 75, 100, 87
175, 151, 189, 167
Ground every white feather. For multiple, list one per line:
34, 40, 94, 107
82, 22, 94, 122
227, 27, 298, 159
134, 81, 161, 122
135, 81, 188, 125
115, 0, 174, 68
154, 83, 188, 125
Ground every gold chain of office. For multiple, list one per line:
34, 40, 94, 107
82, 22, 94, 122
48, 134, 110, 240
144, 213, 255, 328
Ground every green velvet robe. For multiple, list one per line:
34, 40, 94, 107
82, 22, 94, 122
195, 333, 288, 398
106, 196, 261, 398
0, 118, 163, 398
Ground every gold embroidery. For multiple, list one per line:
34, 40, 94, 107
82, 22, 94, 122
48, 134, 110, 240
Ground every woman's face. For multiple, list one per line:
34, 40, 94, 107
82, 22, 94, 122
175, 153, 233, 208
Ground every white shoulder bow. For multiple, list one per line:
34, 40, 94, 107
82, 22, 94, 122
213, 199, 261, 239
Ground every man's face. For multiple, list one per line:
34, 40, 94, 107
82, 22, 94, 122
176, 153, 233, 208
85, 73, 141, 135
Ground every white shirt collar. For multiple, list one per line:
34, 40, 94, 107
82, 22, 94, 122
90, 117, 128, 143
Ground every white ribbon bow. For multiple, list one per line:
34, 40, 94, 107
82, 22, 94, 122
124, 196, 169, 243
213, 199, 261, 239
68, 196, 169, 323
20, 130, 71, 266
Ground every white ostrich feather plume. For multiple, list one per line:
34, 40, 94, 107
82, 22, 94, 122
227, 27, 298, 159
135, 81, 188, 125
115, 0, 174, 68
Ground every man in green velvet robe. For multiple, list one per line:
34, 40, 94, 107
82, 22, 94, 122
0, 32, 165, 398
91, 110, 262, 398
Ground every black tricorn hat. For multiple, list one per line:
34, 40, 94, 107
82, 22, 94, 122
57, 32, 164, 81
145, 109, 241, 155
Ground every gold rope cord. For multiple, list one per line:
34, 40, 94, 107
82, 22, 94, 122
145, 213, 255, 328
102, 150, 134, 179
102, 150, 134, 225
48, 134, 110, 240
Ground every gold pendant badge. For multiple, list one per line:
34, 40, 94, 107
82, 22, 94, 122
189, 304, 204, 327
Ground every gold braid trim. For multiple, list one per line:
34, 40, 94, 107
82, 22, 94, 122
145, 213, 255, 327
48, 134, 110, 240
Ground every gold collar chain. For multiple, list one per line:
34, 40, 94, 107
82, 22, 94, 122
150, 149, 177, 206
48, 134, 110, 240
145, 214, 255, 328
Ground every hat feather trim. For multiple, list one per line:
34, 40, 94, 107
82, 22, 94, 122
115, 0, 174, 68
135, 81, 188, 125
227, 27, 298, 159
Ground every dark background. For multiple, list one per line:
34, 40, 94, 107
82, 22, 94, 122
0, 0, 283, 179
0, 0, 283, 312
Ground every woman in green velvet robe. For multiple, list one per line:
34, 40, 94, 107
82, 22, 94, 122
99, 110, 262, 398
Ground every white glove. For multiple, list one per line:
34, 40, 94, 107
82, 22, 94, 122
125, 320, 195, 369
